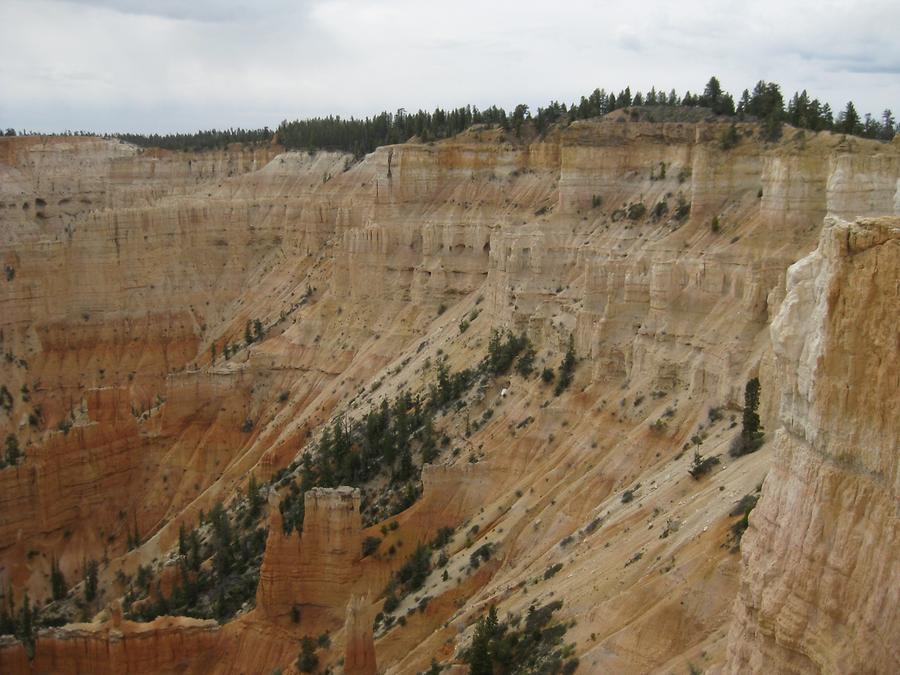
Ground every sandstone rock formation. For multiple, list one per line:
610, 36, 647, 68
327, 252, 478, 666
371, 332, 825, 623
257, 487, 362, 621
343, 594, 377, 675
0, 616, 219, 674
1, 121, 898, 674
724, 217, 899, 674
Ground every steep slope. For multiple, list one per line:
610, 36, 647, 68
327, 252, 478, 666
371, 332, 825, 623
1, 120, 898, 674
724, 217, 899, 673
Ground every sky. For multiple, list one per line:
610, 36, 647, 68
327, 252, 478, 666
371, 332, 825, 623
1, 0, 898, 134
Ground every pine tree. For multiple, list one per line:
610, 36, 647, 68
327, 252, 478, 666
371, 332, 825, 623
178, 523, 188, 557
468, 608, 496, 675
880, 109, 896, 140
84, 558, 99, 602
17, 591, 36, 656
838, 101, 862, 135
742, 378, 761, 440
555, 334, 577, 395
51, 556, 67, 600
4, 434, 20, 465
297, 636, 319, 673
731, 377, 764, 457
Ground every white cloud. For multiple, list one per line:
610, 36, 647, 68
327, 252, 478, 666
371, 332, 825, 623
1, 0, 897, 133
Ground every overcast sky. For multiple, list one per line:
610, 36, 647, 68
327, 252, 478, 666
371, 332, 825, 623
1, 0, 898, 133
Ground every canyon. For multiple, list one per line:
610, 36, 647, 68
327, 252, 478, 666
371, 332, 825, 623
0, 117, 897, 674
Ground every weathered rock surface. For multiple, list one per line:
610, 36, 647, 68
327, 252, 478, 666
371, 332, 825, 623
343, 594, 377, 675
724, 217, 899, 674
1, 121, 898, 674
256, 487, 362, 621
0, 615, 220, 674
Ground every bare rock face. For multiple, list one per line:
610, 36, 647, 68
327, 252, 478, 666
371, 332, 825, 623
256, 487, 362, 621
0, 616, 219, 674
342, 594, 376, 675
724, 217, 899, 673
2, 123, 900, 674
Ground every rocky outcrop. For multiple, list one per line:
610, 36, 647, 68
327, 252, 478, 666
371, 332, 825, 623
343, 594, 377, 675
2, 123, 900, 674
724, 217, 899, 673
0, 616, 220, 674
256, 487, 362, 621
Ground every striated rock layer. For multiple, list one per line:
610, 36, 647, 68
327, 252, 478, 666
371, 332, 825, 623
0, 616, 220, 674
1, 123, 899, 674
256, 487, 362, 621
724, 217, 899, 674
343, 594, 377, 675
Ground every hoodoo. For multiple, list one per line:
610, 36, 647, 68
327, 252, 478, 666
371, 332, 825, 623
1, 95, 898, 673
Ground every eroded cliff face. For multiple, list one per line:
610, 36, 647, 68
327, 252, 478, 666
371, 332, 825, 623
256, 487, 362, 622
0, 615, 220, 674
724, 217, 899, 674
1, 121, 898, 674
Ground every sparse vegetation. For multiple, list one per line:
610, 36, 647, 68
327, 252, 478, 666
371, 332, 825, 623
543, 563, 563, 580
730, 377, 764, 457
362, 536, 382, 557
297, 636, 319, 673
554, 334, 576, 395
727, 493, 760, 551
688, 450, 720, 479
4, 434, 21, 465
50, 557, 67, 600
124, 491, 268, 623
464, 601, 577, 675
626, 202, 647, 220
719, 122, 740, 149
83, 559, 99, 602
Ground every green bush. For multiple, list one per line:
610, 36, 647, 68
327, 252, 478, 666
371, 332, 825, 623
719, 123, 740, 149
362, 536, 382, 557
626, 202, 647, 220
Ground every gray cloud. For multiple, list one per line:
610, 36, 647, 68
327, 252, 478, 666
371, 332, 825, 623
1, 0, 897, 133
52, 0, 303, 22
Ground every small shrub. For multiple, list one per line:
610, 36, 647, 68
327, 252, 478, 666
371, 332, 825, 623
362, 536, 382, 557
624, 551, 643, 567
673, 199, 690, 221
719, 123, 740, 149
652, 199, 669, 220
688, 451, 720, 479
297, 636, 318, 673
626, 202, 647, 220
383, 591, 399, 614
543, 563, 563, 580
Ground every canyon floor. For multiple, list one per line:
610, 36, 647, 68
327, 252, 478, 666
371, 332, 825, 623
0, 115, 897, 674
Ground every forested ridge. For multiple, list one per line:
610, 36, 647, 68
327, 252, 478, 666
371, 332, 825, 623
5, 76, 897, 154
